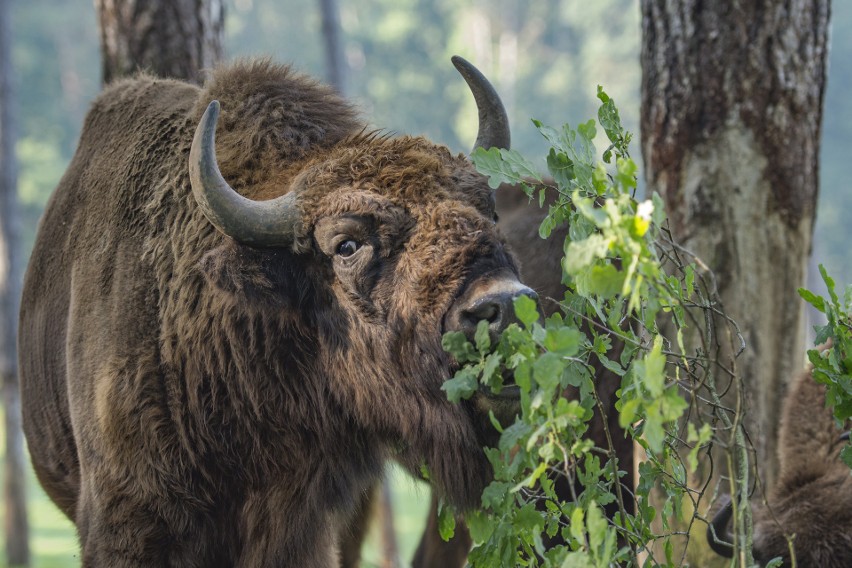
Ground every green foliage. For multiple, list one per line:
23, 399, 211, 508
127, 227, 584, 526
442, 89, 752, 566
799, 266, 852, 457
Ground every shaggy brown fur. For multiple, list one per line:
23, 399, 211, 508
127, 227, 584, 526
19, 59, 529, 567
406, 181, 635, 567
709, 366, 852, 566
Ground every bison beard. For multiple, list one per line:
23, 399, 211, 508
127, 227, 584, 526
19, 58, 534, 567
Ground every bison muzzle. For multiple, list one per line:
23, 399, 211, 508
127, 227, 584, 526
19, 56, 534, 567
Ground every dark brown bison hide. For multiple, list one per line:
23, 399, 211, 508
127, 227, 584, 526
709, 364, 852, 566
19, 60, 529, 567
753, 368, 852, 566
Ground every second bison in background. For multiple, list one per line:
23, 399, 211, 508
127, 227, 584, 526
708, 363, 852, 566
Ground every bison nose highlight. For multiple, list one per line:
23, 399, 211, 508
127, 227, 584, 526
446, 276, 539, 343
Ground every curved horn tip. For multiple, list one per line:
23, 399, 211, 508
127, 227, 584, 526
451, 55, 511, 153
198, 100, 221, 131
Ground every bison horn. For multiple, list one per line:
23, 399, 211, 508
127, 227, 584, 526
189, 100, 301, 247
706, 495, 735, 558
451, 56, 511, 153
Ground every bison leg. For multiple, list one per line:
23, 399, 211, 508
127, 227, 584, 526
339, 484, 377, 567
76, 487, 213, 567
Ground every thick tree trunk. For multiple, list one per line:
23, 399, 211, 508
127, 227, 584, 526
0, 1, 29, 565
640, 0, 829, 559
95, 0, 225, 85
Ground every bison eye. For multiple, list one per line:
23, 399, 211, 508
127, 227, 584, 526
336, 239, 360, 257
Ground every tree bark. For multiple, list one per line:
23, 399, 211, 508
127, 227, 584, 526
317, 0, 346, 94
95, 0, 225, 85
0, 0, 30, 565
640, 0, 830, 558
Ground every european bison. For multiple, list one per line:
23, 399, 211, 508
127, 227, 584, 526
19, 57, 535, 567
707, 363, 852, 566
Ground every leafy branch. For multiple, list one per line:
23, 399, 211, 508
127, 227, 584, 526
441, 88, 756, 566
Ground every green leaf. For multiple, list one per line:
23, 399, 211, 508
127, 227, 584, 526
595, 353, 626, 377
481, 481, 513, 508
618, 398, 641, 429
539, 212, 557, 239
660, 385, 689, 421
513, 294, 540, 329
546, 148, 575, 189
442, 331, 477, 363
798, 287, 826, 313
514, 360, 531, 392
515, 503, 544, 533
813, 324, 834, 348
615, 157, 638, 191
633, 336, 666, 397
561, 552, 596, 568
651, 192, 667, 228
684, 264, 695, 298
543, 327, 583, 356
563, 234, 612, 275
642, 414, 665, 454
664, 538, 674, 565
499, 420, 531, 453
533, 352, 566, 392
437, 501, 456, 541
471, 147, 542, 189
569, 506, 585, 547
475, 319, 491, 353
575, 264, 625, 299
441, 367, 479, 403
586, 502, 606, 551
820, 264, 839, 305
466, 510, 494, 544
481, 351, 503, 387
686, 423, 713, 471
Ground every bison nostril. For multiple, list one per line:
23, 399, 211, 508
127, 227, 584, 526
445, 276, 539, 342
466, 301, 500, 325
458, 288, 538, 340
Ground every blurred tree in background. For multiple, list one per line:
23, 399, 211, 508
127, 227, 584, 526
641, 1, 830, 563
95, 0, 225, 85
0, 0, 28, 565
12, 0, 852, 286
10, 0, 642, 256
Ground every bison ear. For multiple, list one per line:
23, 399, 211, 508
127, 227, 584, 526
200, 240, 312, 307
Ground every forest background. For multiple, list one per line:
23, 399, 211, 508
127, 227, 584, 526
15, 0, 852, 290
6, 0, 851, 565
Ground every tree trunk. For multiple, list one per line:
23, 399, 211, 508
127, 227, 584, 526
640, 0, 830, 559
95, 0, 225, 85
317, 0, 346, 94
0, 0, 29, 565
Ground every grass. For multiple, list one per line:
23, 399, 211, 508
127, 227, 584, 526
12, 459, 79, 567
3, 451, 431, 567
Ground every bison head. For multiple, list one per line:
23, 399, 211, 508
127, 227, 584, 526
189, 57, 533, 509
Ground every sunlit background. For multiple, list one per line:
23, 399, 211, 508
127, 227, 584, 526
6, 0, 852, 565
